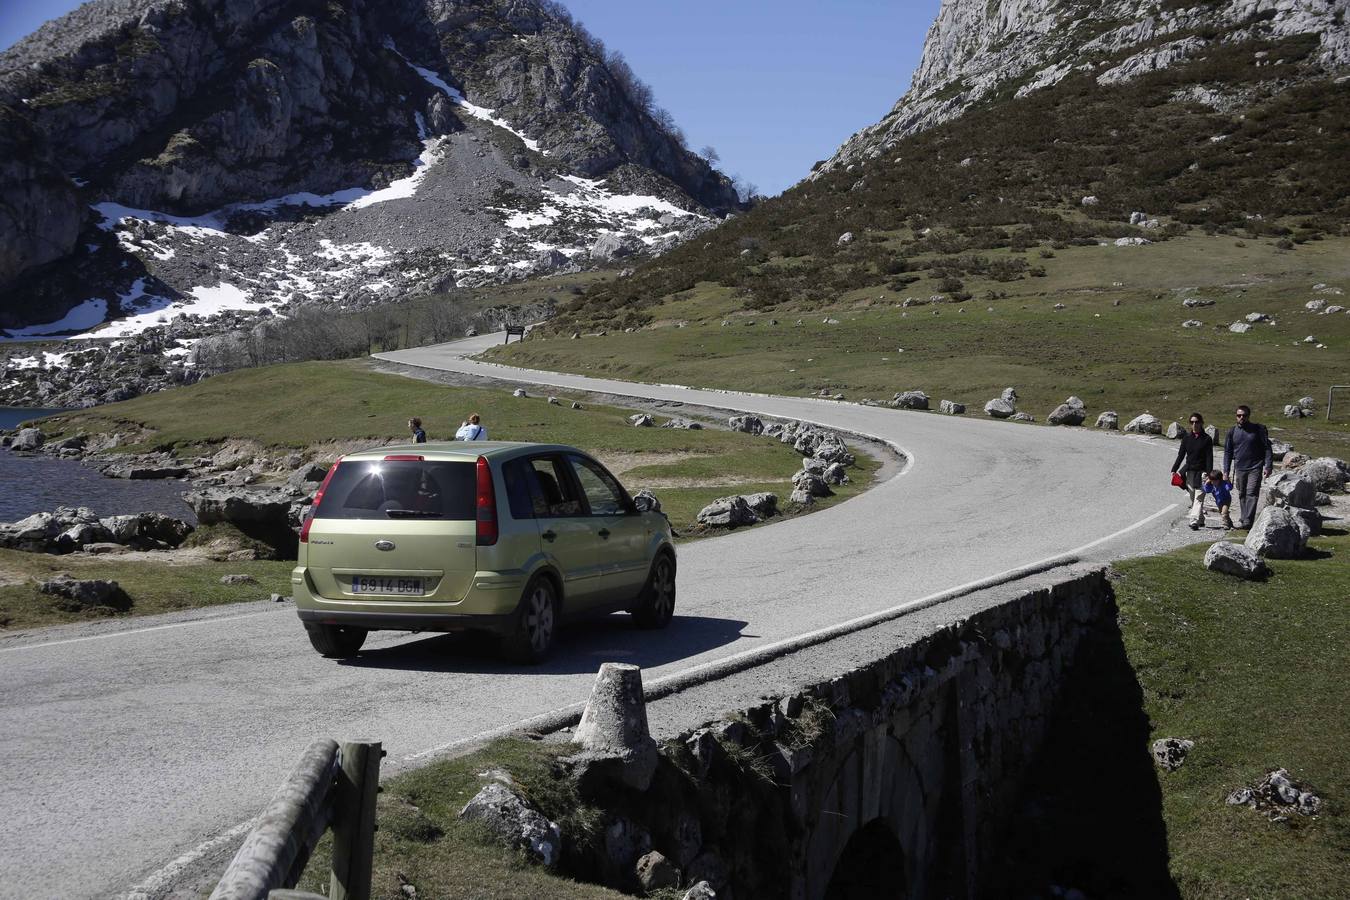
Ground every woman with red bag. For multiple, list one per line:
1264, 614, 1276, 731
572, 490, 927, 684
1171, 413, 1215, 530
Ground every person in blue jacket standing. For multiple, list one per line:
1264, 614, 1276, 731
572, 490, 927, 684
1223, 404, 1272, 529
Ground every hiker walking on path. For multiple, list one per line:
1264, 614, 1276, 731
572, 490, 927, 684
455, 412, 487, 441
408, 417, 427, 443
1223, 404, 1272, 529
1171, 412, 1214, 530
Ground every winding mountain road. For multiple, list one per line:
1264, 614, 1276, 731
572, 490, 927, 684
0, 334, 1183, 899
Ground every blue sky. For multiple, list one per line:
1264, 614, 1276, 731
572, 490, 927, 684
1, 0, 939, 195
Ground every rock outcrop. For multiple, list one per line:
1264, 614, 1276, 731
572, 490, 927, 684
818, 0, 1350, 174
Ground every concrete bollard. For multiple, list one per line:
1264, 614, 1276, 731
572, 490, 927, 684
573, 663, 658, 791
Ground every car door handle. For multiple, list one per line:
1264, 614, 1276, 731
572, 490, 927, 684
598, 528, 610, 539
541, 530, 556, 542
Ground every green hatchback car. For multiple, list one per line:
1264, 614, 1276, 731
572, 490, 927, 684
293, 442, 676, 662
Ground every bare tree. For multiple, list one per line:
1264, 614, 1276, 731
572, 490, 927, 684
699, 145, 720, 164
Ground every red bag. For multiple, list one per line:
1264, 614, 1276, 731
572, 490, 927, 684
1171, 472, 1185, 488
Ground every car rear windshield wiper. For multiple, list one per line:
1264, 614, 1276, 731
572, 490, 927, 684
384, 509, 442, 518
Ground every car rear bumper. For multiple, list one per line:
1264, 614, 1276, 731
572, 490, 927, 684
297, 607, 518, 635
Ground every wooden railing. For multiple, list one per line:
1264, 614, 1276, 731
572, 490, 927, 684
209, 739, 382, 900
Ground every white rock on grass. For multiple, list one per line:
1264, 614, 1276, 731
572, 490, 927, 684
728, 415, 763, 434
1244, 507, 1309, 559
1124, 413, 1162, 435
1152, 738, 1196, 772
985, 398, 1016, 419
1203, 542, 1270, 579
1096, 411, 1119, 429
1229, 322, 1251, 333
696, 496, 757, 527
1261, 472, 1317, 509
939, 399, 965, 415
1165, 421, 1184, 439
458, 782, 561, 867
1047, 403, 1086, 426
512, 388, 528, 398
628, 414, 654, 428
893, 390, 930, 410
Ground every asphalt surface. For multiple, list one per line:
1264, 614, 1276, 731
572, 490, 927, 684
0, 334, 1183, 899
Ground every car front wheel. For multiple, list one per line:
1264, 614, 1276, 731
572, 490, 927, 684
632, 552, 676, 629
305, 623, 367, 658
505, 576, 558, 664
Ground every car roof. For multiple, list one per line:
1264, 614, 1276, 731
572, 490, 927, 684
341, 441, 580, 462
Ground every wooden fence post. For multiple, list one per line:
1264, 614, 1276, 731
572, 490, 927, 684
329, 740, 382, 900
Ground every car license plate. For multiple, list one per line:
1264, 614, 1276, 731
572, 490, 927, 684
351, 576, 425, 596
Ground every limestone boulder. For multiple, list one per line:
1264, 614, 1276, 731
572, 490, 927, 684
696, 496, 758, 527
893, 390, 929, 410
939, 399, 965, 415
458, 782, 561, 868
742, 492, 779, 519
1244, 507, 1308, 559
1260, 472, 1317, 509
1124, 414, 1162, 435
1096, 411, 1119, 430
984, 398, 1015, 419
39, 575, 132, 611
1165, 421, 1183, 440
10, 427, 43, 451
1298, 457, 1349, 492
632, 490, 662, 513
287, 462, 328, 489
628, 414, 654, 428
1203, 542, 1270, 580
792, 470, 833, 498
728, 415, 763, 434
635, 851, 681, 892
1047, 403, 1086, 426
1001, 387, 1018, 403
184, 486, 297, 525
1152, 738, 1195, 772
822, 462, 850, 485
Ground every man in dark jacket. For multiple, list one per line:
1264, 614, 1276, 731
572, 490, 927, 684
1172, 412, 1214, 530
1223, 404, 1273, 529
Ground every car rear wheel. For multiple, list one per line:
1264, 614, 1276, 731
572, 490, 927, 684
632, 552, 676, 629
504, 576, 558, 664
305, 623, 367, 658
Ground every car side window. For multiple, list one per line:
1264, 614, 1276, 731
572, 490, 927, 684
502, 459, 535, 520
568, 455, 629, 517
526, 456, 585, 518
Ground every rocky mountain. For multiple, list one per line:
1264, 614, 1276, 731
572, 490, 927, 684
0, 0, 737, 345
821, 0, 1350, 173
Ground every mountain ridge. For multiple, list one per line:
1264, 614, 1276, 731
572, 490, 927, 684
819, 0, 1349, 175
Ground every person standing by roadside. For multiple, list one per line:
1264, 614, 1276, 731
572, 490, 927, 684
1171, 412, 1214, 530
408, 417, 427, 443
1223, 404, 1272, 529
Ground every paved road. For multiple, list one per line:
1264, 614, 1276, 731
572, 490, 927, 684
0, 334, 1181, 899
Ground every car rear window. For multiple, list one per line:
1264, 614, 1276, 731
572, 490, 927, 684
314, 460, 476, 520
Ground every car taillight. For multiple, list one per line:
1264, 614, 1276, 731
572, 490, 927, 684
384, 454, 424, 461
476, 455, 497, 546
299, 457, 342, 543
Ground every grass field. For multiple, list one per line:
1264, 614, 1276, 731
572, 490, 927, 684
490, 234, 1350, 457
0, 549, 293, 631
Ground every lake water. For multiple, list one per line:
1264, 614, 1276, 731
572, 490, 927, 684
1, 408, 196, 524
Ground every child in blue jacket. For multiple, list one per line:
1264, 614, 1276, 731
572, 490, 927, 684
1202, 470, 1235, 530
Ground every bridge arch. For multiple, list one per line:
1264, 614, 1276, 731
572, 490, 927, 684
824, 817, 908, 899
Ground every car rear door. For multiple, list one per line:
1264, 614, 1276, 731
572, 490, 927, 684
522, 454, 608, 610
302, 457, 478, 602
567, 453, 650, 603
